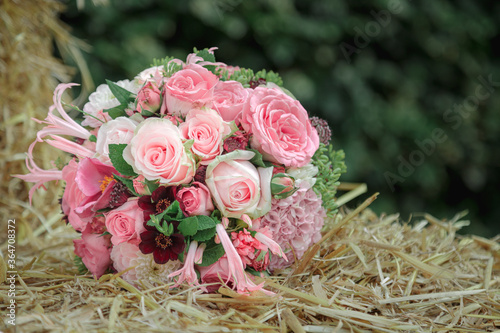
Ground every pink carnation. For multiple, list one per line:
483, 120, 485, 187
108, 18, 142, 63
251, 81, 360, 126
259, 187, 326, 271
231, 229, 261, 268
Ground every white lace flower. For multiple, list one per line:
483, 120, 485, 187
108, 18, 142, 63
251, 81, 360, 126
135, 254, 181, 284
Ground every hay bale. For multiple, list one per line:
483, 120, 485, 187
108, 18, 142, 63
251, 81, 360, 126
4, 196, 499, 332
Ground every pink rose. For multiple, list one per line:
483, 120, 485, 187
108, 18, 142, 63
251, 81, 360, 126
205, 150, 273, 219
105, 199, 145, 246
176, 182, 214, 216
212, 80, 251, 125
179, 108, 232, 164
123, 118, 195, 185
73, 225, 112, 278
61, 158, 117, 232
110, 241, 140, 282
95, 117, 137, 164
198, 255, 234, 293
241, 87, 320, 167
163, 64, 218, 117
136, 81, 161, 114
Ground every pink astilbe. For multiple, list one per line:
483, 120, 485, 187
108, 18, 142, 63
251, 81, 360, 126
168, 241, 206, 291
215, 219, 273, 295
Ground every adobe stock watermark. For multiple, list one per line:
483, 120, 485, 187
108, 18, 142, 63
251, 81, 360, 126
213, 0, 243, 19
385, 74, 500, 192
339, 0, 411, 64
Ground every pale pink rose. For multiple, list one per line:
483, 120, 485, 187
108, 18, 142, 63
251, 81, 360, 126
136, 81, 161, 114
122, 118, 195, 185
205, 150, 273, 219
110, 241, 140, 282
176, 182, 214, 216
73, 225, 112, 279
241, 87, 320, 167
198, 255, 234, 293
61, 158, 117, 232
179, 108, 232, 164
95, 117, 138, 164
104, 199, 145, 246
132, 175, 148, 195
163, 64, 218, 117
212, 80, 251, 125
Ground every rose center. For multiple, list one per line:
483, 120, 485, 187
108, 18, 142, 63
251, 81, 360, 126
155, 234, 173, 249
156, 198, 171, 213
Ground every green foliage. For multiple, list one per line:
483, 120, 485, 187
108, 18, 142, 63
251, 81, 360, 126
108, 144, 137, 177
74, 256, 89, 275
198, 239, 225, 267
312, 144, 347, 217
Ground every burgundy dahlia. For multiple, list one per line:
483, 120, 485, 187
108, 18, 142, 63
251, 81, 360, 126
139, 229, 185, 264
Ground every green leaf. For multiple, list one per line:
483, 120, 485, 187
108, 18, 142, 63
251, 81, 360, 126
108, 144, 137, 177
74, 256, 89, 275
112, 174, 139, 196
106, 80, 134, 105
106, 105, 128, 119
198, 239, 225, 267
164, 200, 184, 221
194, 48, 216, 63
177, 216, 198, 236
192, 227, 216, 242
196, 215, 217, 230
248, 149, 273, 168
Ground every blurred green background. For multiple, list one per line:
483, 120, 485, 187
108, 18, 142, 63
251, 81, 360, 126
61, 0, 500, 236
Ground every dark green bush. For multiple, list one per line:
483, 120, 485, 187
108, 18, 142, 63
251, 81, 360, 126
62, 0, 500, 236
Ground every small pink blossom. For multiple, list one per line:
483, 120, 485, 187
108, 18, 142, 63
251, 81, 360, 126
168, 241, 205, 290
110, 241, 140, 282
231, 229, 261, 268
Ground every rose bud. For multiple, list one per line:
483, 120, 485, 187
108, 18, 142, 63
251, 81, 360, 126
136, 81, 162, 115
271, 173, 297, 199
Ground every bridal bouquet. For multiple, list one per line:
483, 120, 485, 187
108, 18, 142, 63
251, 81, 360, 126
16, 48, 345, 294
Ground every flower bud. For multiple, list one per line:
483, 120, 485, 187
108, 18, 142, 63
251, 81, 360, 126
270, 173, 296, 199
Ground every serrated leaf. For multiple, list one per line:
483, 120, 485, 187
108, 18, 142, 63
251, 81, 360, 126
192, 227, 216, 242
177, 216, 198, 236
108, 144, 137, 176
106, 80, 134, 105
196, 215, 217, 230
198, 239, 225, 267
163, 200, 184, 221
113, 174, 139, 196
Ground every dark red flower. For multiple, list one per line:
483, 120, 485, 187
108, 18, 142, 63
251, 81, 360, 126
223, 130, 249, 153
138, 186, 177, 221
139, 229, 185, 264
